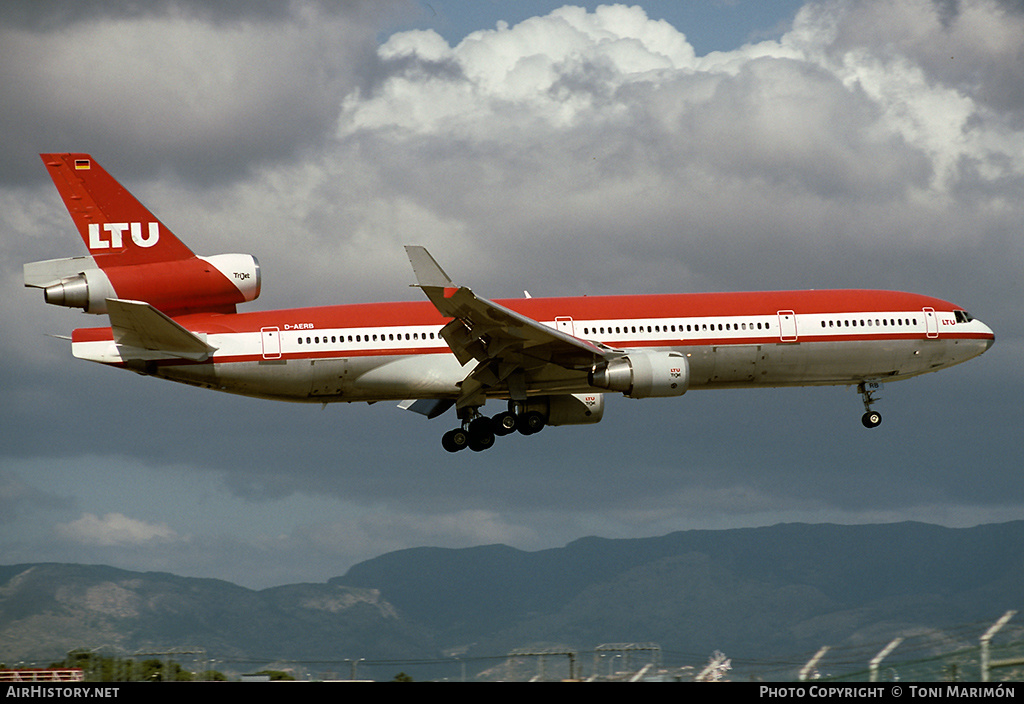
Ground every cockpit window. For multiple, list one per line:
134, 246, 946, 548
954, 310, 974, 324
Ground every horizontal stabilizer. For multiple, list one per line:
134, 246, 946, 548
24, 256, 99, 288
106, 298, 216, 361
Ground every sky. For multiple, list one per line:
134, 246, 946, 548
1, 0, 1022, 590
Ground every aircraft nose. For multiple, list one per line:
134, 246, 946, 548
980, 321, 995, 351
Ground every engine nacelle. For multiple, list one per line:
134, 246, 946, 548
35, 253, 260, 315
589, 351, 689, 399
43, 267, 115, 313
522, 393, 605, 426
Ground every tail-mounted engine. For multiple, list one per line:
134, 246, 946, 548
25, 253, 261, 316
589, 351, 689, 399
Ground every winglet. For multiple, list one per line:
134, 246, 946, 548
405, 246, 455, 289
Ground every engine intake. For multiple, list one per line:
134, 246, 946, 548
590, 351, 689, 399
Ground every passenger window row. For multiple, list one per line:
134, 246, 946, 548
289, 309, 948, 350
582, 321, 771, 337
820, 318, 918, 329
297, 331, 439, 346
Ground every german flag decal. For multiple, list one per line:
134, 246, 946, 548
74, 159, 91, 170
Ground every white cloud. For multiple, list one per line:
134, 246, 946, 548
342, 4, 700, 137
346, 1, 1015, 196
338, 1, 1023, 205
797, 0, 1024, 193
56, 512, 180, 547
319, 1, 1024, 301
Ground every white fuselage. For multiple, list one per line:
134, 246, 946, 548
71, 291, 994, 407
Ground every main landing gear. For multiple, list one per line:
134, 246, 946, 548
858, 381, 882, 429
441, 404, 546, 453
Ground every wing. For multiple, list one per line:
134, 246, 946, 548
405, 246, 616, 409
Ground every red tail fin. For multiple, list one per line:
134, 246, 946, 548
40, 153, 194, 266
29, 154, 261, 316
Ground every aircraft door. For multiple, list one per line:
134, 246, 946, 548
555, 316, 575, 336
261, 327, 282, 359
923, 307, 939, 338
777, 311, 798, 342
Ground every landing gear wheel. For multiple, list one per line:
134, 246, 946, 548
442, 428, 469, 453
492, 411, 518, 437
517, 410, 546, 436
468, 417, 495, 452
469, 435, 495, 452
861, 411, 882, 429
857, 382, 883, 429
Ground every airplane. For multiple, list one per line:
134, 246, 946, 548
25, 153, 995, 452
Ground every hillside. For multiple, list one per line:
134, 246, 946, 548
3, 521, 1023, 679
332, 521, 1024, 658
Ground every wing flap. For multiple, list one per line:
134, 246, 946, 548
398, 398, 456, 419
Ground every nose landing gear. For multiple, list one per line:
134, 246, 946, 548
858, 381, 882, 428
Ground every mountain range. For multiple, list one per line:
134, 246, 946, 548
3, 521, 1023, 680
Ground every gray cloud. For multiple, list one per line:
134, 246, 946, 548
0, 469, 72, 525
0, 1, 300, 30
0, 0, 408, 185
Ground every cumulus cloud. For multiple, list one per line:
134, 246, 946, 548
313, 0, 1022, 303
339, 1, 1022, 199
56, 512, 180, 546
797, 0, 1024, 194
343, 5, 697, 135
